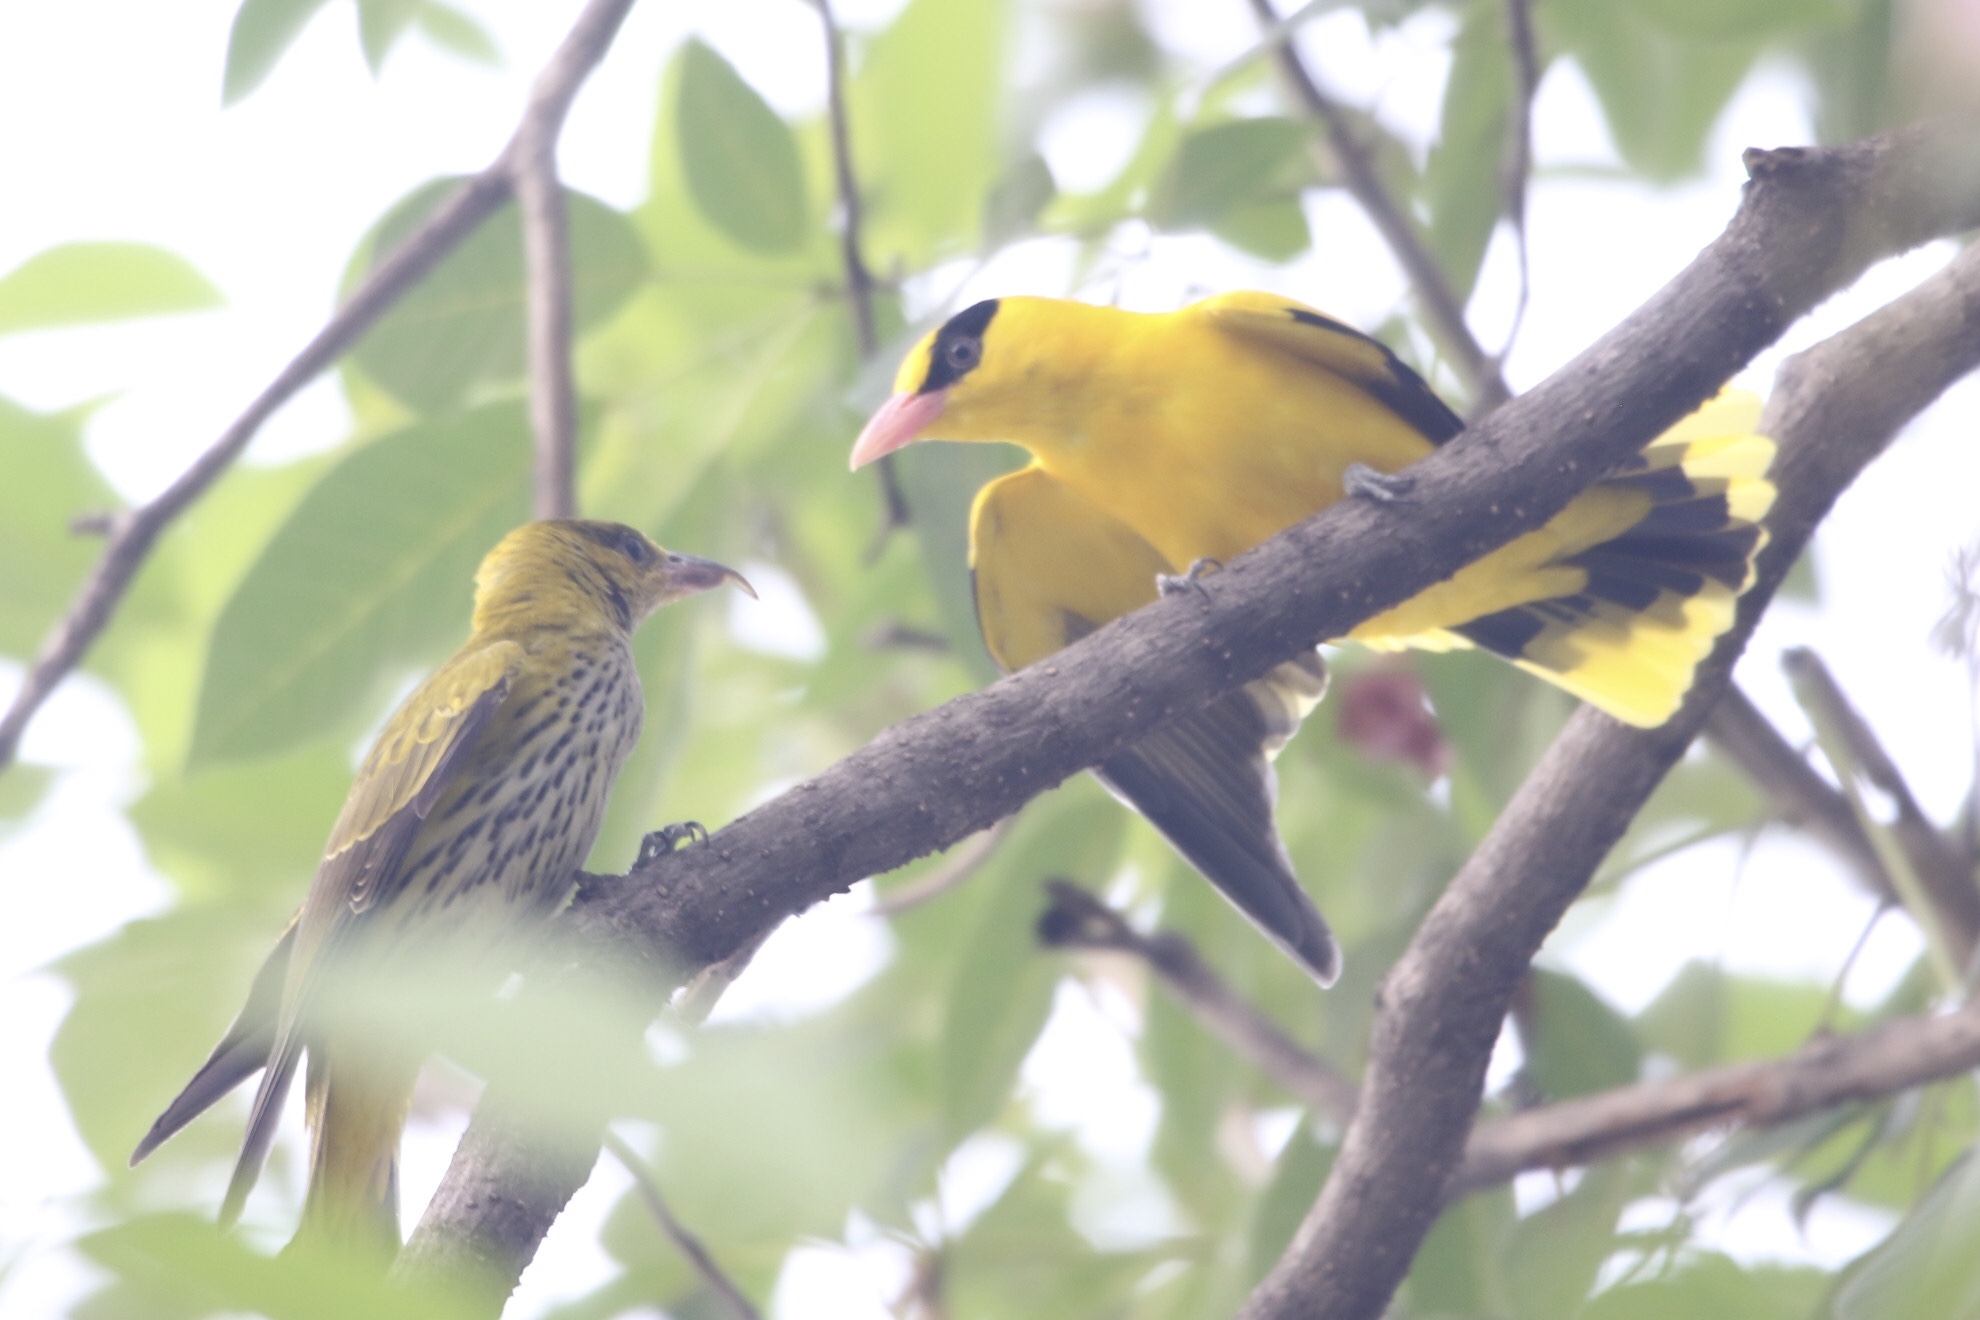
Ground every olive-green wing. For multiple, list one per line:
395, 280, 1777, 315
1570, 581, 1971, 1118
1194, 290, 1464, 444
971, 467, 1340, 983
214, 638, 525, 1227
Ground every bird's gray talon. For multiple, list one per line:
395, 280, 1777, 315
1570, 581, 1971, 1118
637, 821, 708, 866
1157, 557, 1223, 599
1344, 463, 1413, 503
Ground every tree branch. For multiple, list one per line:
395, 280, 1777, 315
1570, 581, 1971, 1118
1785, 646, 1980, 966
0, 0, 640, 773
1245, 0, 1508, 408
403, 122, 1980, 1305
602, 1130, 763, 1320
1236, 222, 1980, 1320
513, 130, 579, 521
1033, 879, 1980, 1197
1037, 880, 1359, 1125
1707, 685, 1896, 905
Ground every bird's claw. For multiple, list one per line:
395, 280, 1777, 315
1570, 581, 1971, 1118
1344, 463, 1414, 503
637, 821, 708, 866
1157, 557, 1223, 599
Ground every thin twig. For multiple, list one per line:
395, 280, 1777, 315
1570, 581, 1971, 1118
513, 125, 579, 519
1244, 0, 1509, 410
0, 0, 641, 775
1786, 646, 1980, 972
1707, 685, 1896, 905
1037, 881, 1359, 1122
1496, 0, 1540, 366
869, 820, 1012, 918
602, 1130, 763, 1320
809, 0, 910, 549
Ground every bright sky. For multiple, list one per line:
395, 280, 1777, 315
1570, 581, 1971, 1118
2, 1, 1976, 1316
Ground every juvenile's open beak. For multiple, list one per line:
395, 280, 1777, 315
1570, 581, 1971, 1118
664, 553, 756, 600
849, 390, 947, 470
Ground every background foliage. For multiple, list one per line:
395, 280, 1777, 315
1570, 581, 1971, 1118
3, 0, 1977, 1316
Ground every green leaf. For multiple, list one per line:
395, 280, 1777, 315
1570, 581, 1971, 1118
1832, 1152, 1980, 1320
1547, 0, 1760, 180
0, 395, 115, 656
1525, 968, 1642, 1099
356, 0, 419, 72
1584, 1253, 1827, 1320
982, 153, 1058, 249
80, 1213, 476, 1319
188, 405, 532, 767
1407, 1184, 1514, 1314
1146, 117, 1310, 231
1504, 1163, 1634, 1320
674, 40, 808, 254
1633, 0, 1854, 41
0, 763, 52, 834
852, 0, 1005, 262
1423, 2, 1514, 306
896, 438, 1026, 686
349, 180, 649, 414
412, 0, 499, 65
940, 785, 1126, 1143
1210, 197, 1312, 263
0, 243, 222, 336
223, 0, 334, 105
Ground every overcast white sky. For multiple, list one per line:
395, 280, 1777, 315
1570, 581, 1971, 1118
1, 1, 1976, 1316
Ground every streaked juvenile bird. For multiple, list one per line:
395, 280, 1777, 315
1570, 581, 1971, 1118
852, 292, 1775, 985
130, 519, 752, 1252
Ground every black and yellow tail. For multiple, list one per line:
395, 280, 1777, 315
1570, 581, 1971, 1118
1355, 391, 1776, 727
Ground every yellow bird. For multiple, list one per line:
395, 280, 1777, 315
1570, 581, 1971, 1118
852, 292, 1774, 984
131, 520, 752, 1252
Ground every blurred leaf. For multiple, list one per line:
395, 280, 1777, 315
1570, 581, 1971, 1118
1548, 0, 1761, 180
1504, 1163, 1633, 1320
188, 404, 531, 767
895, 439, 1026, 686
350, 179, 648, 414
1146, 117, 1310, 231
79, 1213, 475, 1319
1633, 0, 1854, 41
852, 0, 1004, 262
1408, 1183, 1514, 1314
1247, 1124, 1334, 1284
941, 786, 1126, 1143
356, 0, 418, 71
1423, 2, 1514, 306
412, 1, 500, 65
1806, 0, 1898, 144
223, 0, 334, 105
0, 395, 114, 656
1525, 968, 1642, 1099
983, 153, 1058, 249
0, 763, 52, 832
1638, 961, 1848, 1069
131, 744, 352, 902
675, 40, 809, 254
0, 243, 222, 335
1587, 1252, 1827, 1320
1211, 197, 1312, 263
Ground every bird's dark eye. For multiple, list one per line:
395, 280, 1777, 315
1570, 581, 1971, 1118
609, 527, 652, 563
943, 335, 982, 373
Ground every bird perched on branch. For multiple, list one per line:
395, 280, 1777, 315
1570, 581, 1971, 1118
852, 292, 1774, 985
131, 519, 753, 1253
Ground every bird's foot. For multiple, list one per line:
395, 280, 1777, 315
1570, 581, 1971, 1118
1157, 557, 1223, 599
637, 821, 708, 866
1344, 463, 1414, 503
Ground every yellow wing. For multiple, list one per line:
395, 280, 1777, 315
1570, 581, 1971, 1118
1194, 290, 1465, 445
971, 467, 1340, 982
1353, 391, 1775, 726
216, 637, 526, 1227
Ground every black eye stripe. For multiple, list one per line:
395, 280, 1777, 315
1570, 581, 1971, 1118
920, 298, 999, 392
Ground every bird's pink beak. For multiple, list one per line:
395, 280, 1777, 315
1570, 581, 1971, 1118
850, 391, 947, 470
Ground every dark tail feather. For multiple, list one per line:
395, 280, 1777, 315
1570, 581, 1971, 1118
1095, 654, 1340, 984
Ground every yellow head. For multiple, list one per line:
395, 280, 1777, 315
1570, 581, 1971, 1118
849, 298, 1123, 468
470, 519, 754, 637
